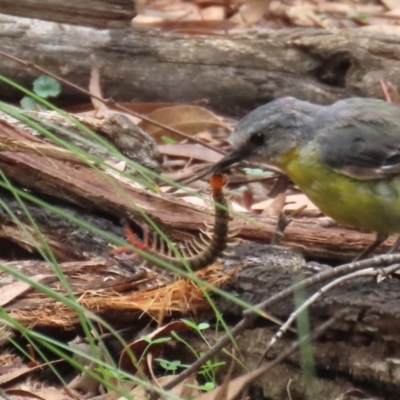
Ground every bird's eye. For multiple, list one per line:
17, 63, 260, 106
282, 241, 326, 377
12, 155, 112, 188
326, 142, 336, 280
249, 132, 264, 147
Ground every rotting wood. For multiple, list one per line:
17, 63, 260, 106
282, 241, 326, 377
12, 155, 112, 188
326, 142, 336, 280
0, 0, 135, 29
0, 15, 399, 115
0, 186, 127, 261
4, 260, 235, 329
16, 110, 162, 172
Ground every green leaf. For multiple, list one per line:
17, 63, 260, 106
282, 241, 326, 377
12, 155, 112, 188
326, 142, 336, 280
150, 336, 170, 344
181, 319, 198, 330
161, 136, 177, 144
242, 167, 267, 176
141, 335, 152, 343
157, 359, 183, 372
33, 75, 61, 98
200, 382, 215, 391
197, 322, 210, 331
20, 96, 38, 110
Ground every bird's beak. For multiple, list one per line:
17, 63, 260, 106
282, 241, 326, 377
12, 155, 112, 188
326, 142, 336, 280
212, 146, 251, 173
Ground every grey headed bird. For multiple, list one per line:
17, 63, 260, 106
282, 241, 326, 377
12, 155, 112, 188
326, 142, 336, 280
213, 97, 400, 258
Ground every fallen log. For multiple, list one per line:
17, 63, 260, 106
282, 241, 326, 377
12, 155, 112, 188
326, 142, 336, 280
1, 14, 400, 115
0, 0, 135, 28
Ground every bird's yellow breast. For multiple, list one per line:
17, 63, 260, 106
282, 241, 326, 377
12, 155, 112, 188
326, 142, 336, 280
273, 147, 400, 234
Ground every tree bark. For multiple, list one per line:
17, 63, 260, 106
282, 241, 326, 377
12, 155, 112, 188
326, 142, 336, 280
1, 15, 399, 116
0, 0, 135, 28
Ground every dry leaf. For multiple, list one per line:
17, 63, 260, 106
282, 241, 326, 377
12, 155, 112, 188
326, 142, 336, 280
315, 3, 383, 14
67, 362, 101, 395
252, 193, 319, 216
196, 362, 272, 400
0, 362, 59, 386
134, 2, 201, 22
200, 6, 225, 20
0, 275, 54, 307
380, 0, 400, 11
126, 374, 200, 400
65, 102, 186, 115
118, 321, 188, 375
284, 194, 319, 213
230, 0, 271, 25
138, 105, 229, 143
181, 196, 208, 207
5, 387, 72, 400
231, 201, 248, 212
158, 143, 221, 163
260, 191, 286, 217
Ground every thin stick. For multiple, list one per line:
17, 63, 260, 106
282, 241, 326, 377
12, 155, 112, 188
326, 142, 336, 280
257, 263, 400, 365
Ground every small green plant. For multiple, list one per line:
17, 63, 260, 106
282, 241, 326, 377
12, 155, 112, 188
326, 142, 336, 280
166, 319, 226, 391
156, 359, 189, 374
198, 354, 225, 387
20, 75, 61, 110
138, 335, 171, 365
197, 381, 215, 391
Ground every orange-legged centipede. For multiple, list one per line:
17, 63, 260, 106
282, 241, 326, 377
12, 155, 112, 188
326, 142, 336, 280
118, 173, 229, 271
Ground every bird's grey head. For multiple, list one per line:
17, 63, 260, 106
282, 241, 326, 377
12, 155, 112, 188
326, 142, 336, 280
213, 97, 321, 172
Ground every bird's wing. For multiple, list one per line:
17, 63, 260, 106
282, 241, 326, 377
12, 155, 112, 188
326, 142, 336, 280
318, 119, 400, 181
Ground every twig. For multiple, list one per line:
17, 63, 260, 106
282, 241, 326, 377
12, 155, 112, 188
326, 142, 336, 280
192, 310, 347, 400
257, 263, 400, 365
244, 253, 400, 319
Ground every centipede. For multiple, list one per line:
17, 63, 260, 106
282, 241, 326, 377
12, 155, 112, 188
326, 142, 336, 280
116, 173, 230, 271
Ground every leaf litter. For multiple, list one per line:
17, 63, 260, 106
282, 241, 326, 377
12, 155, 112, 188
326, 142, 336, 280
2, 0, 397, 399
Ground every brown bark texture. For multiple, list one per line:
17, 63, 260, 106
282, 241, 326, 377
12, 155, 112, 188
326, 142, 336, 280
0, 0, 135, 28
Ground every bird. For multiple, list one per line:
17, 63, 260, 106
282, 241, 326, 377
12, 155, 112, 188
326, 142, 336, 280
212, 96, 400, 259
